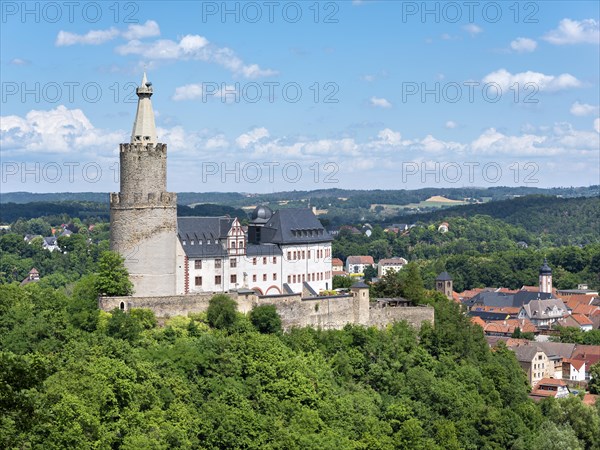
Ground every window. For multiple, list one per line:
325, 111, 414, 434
307, 250, 311, 259
273, 273, 277, 280
231, 241, 236, 248
293, 275, 297, 283
273, 256, 277, 264
231, 274, 237, 284
302, 274, 305, 282
253, 257, 257, 265
215, 259, 222, 269
293, 251, 297, 259
239, 240, 244, 248
253, 274, 257, 282
195, 260, 202, 269
302, 251, 305, 259
195, 276, 202, 286
191, 240, 195, 245
215, 275, 222, 284
263, 257, 267, 265
230, 258, 237, 268
182, 240, 187, 246
288, 275, 291, 283
263, 274, 267, 281
287, 251, 291, 260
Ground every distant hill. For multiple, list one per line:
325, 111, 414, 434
388, 195, 600, 245
2, 186, 597, 205
0, 201, 248, 224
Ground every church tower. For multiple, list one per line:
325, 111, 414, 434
110, 73, 177, 296
436, 271, 453, 300
539, 259, 552, 294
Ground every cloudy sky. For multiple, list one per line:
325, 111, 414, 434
1, 1, 599, 192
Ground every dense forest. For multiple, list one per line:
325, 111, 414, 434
2, 257, 599, 449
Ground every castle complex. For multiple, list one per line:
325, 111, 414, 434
106, 75, 434, 330
111, 74, 333, 298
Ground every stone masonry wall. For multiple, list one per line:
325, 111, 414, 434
99, 291, 434, 331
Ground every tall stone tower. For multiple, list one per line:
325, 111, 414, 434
435, 271, 453, 300
539, 259, 552, 294
110, 73, 177, 296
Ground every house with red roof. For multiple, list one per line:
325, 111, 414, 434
529, 378, 570, 401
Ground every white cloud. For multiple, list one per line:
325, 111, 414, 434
56, 20, 160, 46
445, 121, 458, 129
483, 69, 581, 92
594, 118, 600, 133
9, 58, 30, 66
172, 83, 239, 102
570, 101, 599, 116
116, 35, 277, 78
0, 105, 124, 154
236, 128, 270, 149
370, 97, 392, 108
510, 37, 537, 53
543, 18, 599, 45
122, 20, 160, 40
463, 24, 483, 36
56, 28, 120, 46
376, 128, 402, 145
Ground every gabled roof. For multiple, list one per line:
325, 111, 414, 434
521, 299, 568, 319
347, 256, 374, 265
332, 258, 344, 266
511, 345, 544, 362
564, 358, 585, 371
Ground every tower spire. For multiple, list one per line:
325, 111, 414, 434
131, 72, 157, 145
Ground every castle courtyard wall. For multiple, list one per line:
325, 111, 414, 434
99, 292, 434, 331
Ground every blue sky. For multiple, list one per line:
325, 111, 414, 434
1, 0, 599, 193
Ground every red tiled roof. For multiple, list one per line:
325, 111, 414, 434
470, 316, 486, 328
332, 258, 344, 267
572, 313, 594, 326
564, 358, 585, 371
572, 304, 598, 316
536, 377, 567, 387
452, 291, 462, 303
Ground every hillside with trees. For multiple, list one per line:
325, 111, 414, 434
1, 255, 599, 449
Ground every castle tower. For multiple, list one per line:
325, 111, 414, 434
435, 271, 453, 300
539, 259, 552, 294
110, 73, 177, 296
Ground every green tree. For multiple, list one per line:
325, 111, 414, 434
363, 265, 378, 282
206, 294, 238, 330
95, 251, 133, 296
249, 304, 282, 334
589, 363, 600, 395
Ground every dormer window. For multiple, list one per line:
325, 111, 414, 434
182, 240, 187, 246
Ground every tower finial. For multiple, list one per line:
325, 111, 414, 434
131, 71, 157, 144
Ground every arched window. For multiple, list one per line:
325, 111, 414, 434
120, 302, 125, 311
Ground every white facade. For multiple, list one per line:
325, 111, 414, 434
377, 257, 408, 277
178, 210, 333, 296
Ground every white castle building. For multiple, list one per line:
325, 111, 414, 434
111, 75, 332, 297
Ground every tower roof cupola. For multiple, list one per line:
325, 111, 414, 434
539, 259, 552, 276
131, 72, 157, 145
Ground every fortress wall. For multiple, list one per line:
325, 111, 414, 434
99, 291, 433, 331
